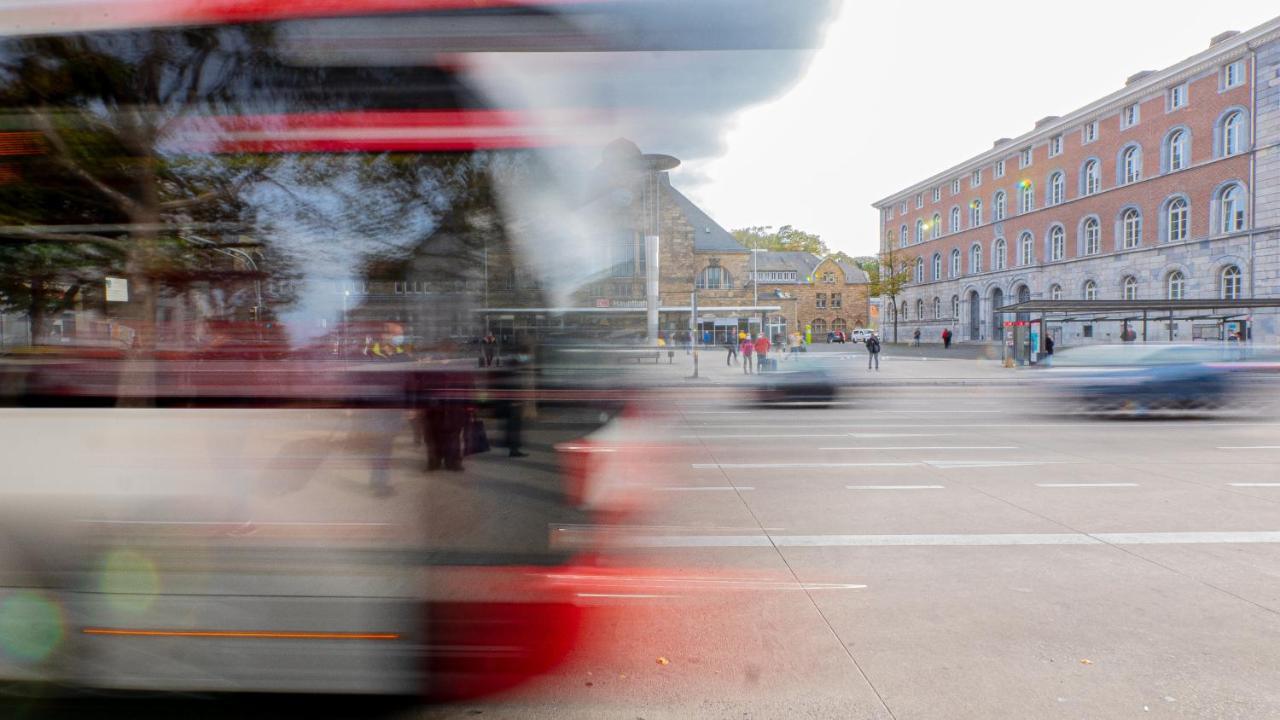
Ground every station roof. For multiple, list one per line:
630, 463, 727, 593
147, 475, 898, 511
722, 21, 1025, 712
996, 299, 1280, 314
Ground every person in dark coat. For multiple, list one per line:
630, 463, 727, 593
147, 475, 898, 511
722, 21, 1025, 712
942, 328, 952, 349
417, 370, 472, 472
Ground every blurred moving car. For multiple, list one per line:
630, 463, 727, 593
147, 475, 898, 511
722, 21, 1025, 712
1044, 343, 1264, 416
754, 355, 839, 406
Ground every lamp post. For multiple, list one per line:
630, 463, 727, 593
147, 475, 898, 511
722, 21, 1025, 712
638, 153, 680, 345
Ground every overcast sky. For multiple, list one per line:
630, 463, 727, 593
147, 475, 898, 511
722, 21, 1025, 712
683, 1, 1280, 258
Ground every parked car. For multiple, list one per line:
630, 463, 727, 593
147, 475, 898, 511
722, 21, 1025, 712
850, 329, 874, 343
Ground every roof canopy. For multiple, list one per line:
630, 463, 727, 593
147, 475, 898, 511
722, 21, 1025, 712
996, 299, 1280, 314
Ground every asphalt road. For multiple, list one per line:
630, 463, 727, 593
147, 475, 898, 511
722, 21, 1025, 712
4, 362, 1280, 719
421, 377, 1280, 719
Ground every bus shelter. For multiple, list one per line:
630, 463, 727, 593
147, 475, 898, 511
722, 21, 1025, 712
993, 298, 1280, 364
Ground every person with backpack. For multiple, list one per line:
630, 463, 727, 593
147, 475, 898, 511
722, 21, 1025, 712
942, 328, 952, 349
739, 333, 755, 374
866, 333, 881, 371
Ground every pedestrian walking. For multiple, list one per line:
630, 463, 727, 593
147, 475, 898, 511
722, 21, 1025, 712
726, 335, 739, 366
1044, 335, 1055, 367
480, 332, 497, 367
754, 332, 771, 371
912, 328, 921, 347
866, 333, 881, 371
740, 334, 755, 374
942, 328, 952, 349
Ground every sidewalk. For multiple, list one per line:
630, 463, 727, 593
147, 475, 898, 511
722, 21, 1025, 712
623, 344, 1040, 387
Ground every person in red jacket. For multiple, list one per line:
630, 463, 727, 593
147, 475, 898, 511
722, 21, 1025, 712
942, 328, 952, 349
753, 333, 771, 371
739, 334, 755, 374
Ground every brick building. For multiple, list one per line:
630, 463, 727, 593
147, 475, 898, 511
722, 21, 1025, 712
345, 140, 870, 346
873, 20, 1280, 347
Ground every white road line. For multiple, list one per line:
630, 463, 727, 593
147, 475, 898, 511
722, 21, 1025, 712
627, 531, 1280, 549
693, 460, 1060, 470
1217, 446, 1280, 450
696, 434, 857, 439
879, 410, 1002, 414
821, 446, 1018, 451
847, 485, 945, 491
687, 423, 1280, 430
576, 593, 672, 599
1036, 483, 1139, 488
847, 433, 956, 439
928, 460, 1067, 469
1228, 483, 1280, 488
657, 486, 755, 492
693, 433, 958, 440
692, 462, 919, 470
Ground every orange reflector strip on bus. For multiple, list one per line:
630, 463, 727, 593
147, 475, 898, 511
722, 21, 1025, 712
84, 628, 399, 640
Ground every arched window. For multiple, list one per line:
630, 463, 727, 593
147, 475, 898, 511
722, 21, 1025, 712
915, 257, 925, 283
1123, 275, 1138, 301
1050, 284, 1063, 300
916, 299, 925, 320
932, 253, 942, 281
933, 297, 942, 320
1219, 183, 1246, 233
994, 191, 1007, 221
931, 213, 942, 239
1121, 145, 1142, 184
950, 248, 961, 277
970, 243, 983, 274
993, 237, 1007, 271
900, 224, 908, 248
1221, 265, 1242, 300
1167, 270, 1185, 300
1084, 280, 1098, 300
1222, 111, 1244, 156
696, 266, 733, 289
1083, 159, 1101, 195
951, 295, 960, 320
900, 301, 908, 320
1018, 231, 1034, 266
812, 318, 828, 336
950, 206, 961, 232
886, 230, 895, 247
1019, 181, 1034, 213
1166, 129, 1188, 172
1083, 217, 1101, 255
970, 200, 983, 227
1122, 208, 1142, 249
1165, 197, 1188, 242
1048, 172, 1065, 206
915, 219, 925, 243
831, 318, 848, 333
1049, 225, 1065, 261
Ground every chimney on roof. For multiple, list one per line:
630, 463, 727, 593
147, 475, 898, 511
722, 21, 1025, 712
1033, 116, 1059, 129
993, 137, 1012, 148
1210, 30, 1240, 47
1126, 70, 1156, 86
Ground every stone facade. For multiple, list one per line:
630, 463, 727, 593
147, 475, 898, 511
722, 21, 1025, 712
874, 23, 1280, 347
760, 256, 871, 339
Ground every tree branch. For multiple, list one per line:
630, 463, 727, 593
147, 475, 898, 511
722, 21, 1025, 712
158, 170, 258, 212
0, 228, 128, 253
27, 108, 143, 217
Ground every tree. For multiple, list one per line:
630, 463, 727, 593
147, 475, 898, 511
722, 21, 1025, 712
731, 225, 828, 255
866, 245, 918, 344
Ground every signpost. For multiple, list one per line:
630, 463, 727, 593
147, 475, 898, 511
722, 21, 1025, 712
105, 277, 129, 303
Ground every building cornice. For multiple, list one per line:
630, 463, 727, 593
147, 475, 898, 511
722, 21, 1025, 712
873, 15, 1280, 211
